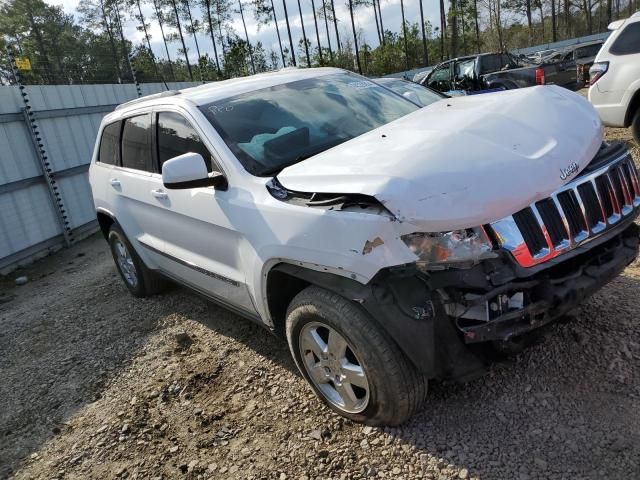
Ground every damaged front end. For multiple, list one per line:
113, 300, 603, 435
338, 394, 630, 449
357, 220, 639, 382
269, 144, 640, 382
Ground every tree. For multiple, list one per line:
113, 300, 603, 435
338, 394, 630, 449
376, 0, 385, 46
347, 0, 362, 72
330, 0, 341, 50
317, 0, 335, 61
418, 0, 429, 65
399, 0, 409, 70
130, 0, 162, 81
439, 0, 447, 60
151, 0, 177, 80
182, 0, 205, 80
237, 0, 256, 73
164, 0, 194, 80
449, 0, 458, 57
222, 35, 253, 75
281, 0, 297, 65
77, 0, 123, 82
310, 0, 324, 64
252, 0, 286, 67
297, 0, 312, 66
201, 0, 222, 74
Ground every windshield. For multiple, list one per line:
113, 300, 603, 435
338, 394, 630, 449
377, 78, 444, 107
198, 72, 419, 176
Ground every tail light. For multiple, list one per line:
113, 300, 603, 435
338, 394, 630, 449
589, 62, 609, 85
535, 68, 545, 85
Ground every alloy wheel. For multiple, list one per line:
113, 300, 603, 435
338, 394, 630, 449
298, 322, 370, 413
113, 239, 138, 287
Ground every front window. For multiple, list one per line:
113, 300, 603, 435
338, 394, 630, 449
198, 72, 418, 176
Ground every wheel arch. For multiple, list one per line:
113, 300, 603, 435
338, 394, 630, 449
96, 208, 117, 240
265, 263, 364, 337
264, 263, 485, 380
624, 88, 640, 128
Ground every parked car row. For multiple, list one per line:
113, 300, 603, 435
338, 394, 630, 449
420, 40, 604, 95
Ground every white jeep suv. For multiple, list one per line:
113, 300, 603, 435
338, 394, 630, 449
588, 12, 640, 143
90, 68, 640, 425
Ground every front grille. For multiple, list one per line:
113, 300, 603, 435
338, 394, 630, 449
513, 208, 548, 254
557, 190, 587, 238
577, 181, 605, 228
536, 198, 568, 246
490, 149, 640, 267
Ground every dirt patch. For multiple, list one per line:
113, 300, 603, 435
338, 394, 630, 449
1, 130, 639, 480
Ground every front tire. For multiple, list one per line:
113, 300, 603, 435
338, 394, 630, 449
285, 286, 427, 426
108, 225, 166, 297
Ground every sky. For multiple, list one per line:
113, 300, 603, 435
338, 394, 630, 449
43, 0, 443, 66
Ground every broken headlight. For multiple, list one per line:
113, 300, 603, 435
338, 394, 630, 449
401, 227, 498, 269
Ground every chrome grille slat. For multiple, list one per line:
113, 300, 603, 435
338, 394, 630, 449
490, 153, 639, 268
616, 166, 634, 214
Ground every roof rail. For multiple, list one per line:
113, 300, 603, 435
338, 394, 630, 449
115, 90, 181, 111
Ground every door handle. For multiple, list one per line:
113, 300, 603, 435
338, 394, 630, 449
109, 178, 121, 188
151, 189, 168, 199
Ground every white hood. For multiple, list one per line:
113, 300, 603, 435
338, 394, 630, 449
277, 86, 603, 231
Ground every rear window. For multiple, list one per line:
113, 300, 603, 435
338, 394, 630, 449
121, 114, 153, 172
479, 55, 500, 74
610, 22, 640, 55
575, 43, 602, 59
98, 121, 121, 165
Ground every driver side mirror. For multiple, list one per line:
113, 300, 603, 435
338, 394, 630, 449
162, 152, 228, 190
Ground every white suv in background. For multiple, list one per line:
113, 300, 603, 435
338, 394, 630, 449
89, 68, 640, 426
589, 12, 640, 142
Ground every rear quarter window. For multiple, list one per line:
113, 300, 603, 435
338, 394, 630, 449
610, 22, 640, 55
98, 121, 121, 165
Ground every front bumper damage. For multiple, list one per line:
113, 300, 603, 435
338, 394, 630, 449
274, 211, 639, 384
435, 220, 639, 345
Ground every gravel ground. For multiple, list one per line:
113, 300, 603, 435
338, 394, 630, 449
1, 128, 640, 480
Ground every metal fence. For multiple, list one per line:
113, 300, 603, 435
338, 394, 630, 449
511, 32, 611, 55
0, 82, 200, 274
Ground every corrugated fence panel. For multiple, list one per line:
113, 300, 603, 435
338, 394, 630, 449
0, 121, 41, 185
0, 82, 202, 272
0, 184, 62, 264
0, 86, 23, 114
56, 174, 96, 230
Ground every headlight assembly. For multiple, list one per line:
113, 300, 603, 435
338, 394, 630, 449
401, 227, 498, 269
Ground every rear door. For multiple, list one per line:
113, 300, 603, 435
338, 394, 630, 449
108, 112, 166, 267
148, 108, 258, 317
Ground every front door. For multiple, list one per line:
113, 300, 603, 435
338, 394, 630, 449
147, 109, 258, 317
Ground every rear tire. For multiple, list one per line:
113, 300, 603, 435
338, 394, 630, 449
285, 286, 427, 426
108, 225, 167, 297
631, 108, 640, 145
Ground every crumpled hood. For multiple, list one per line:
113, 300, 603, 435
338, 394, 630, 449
277, 86, 603, 231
